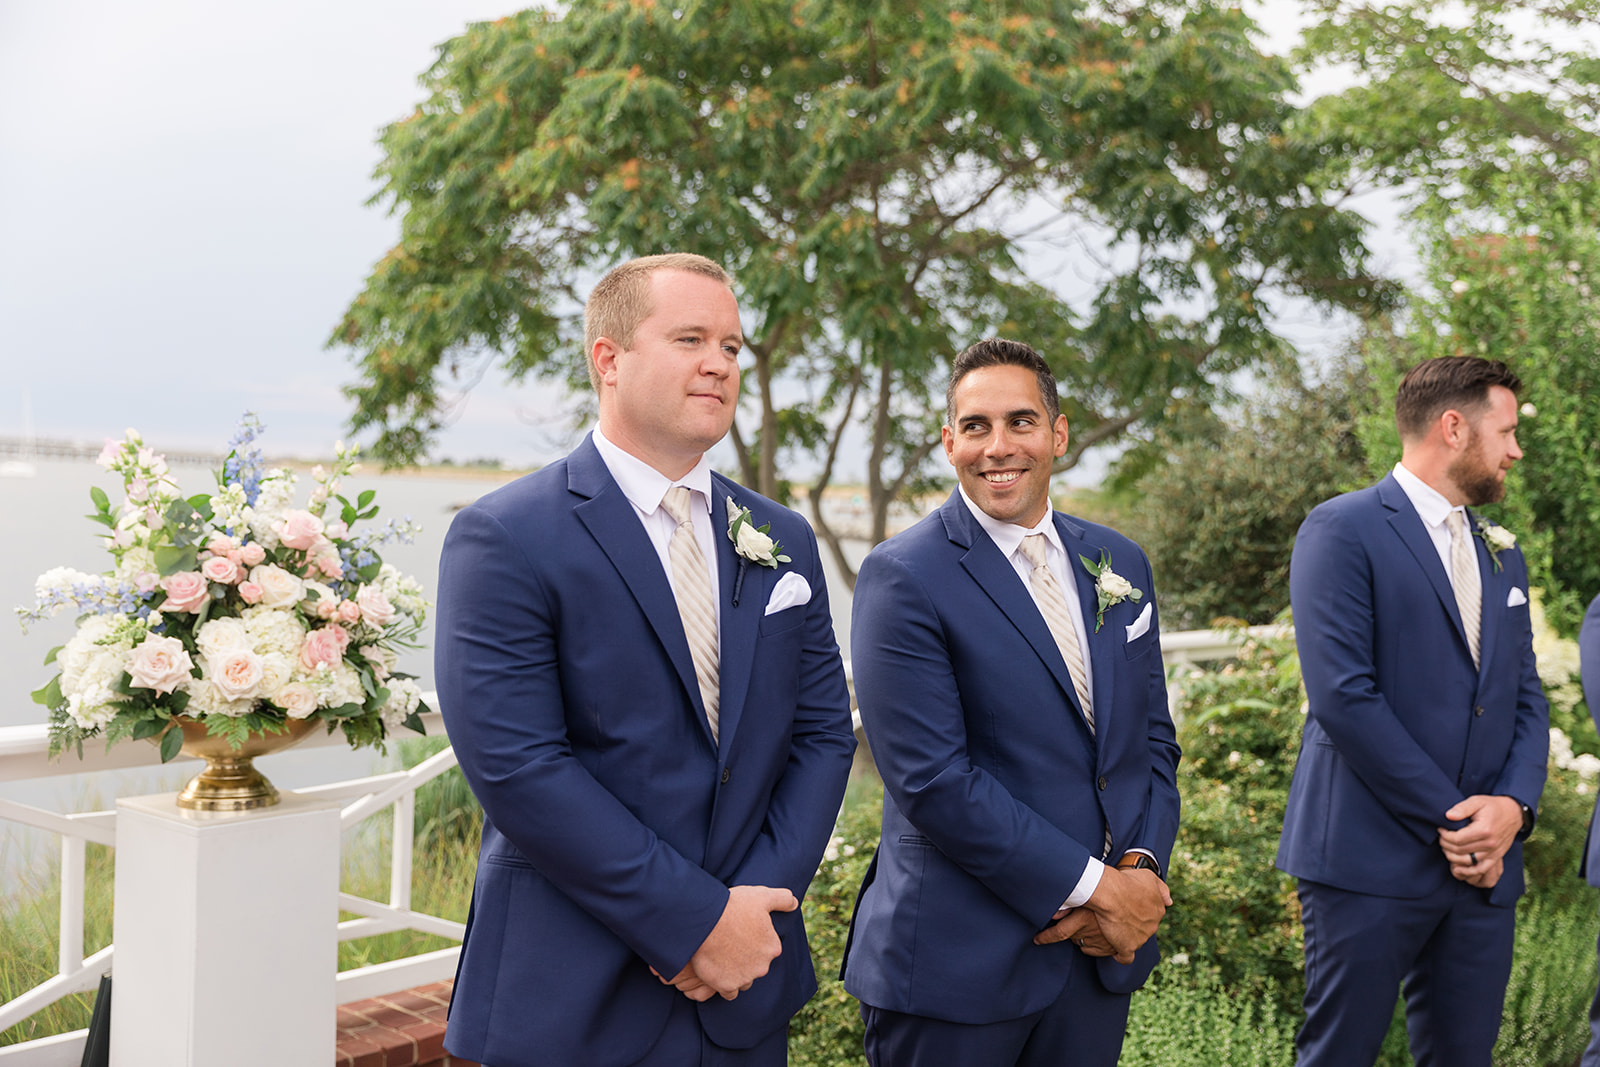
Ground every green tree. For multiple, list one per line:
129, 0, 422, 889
333, 0, 1390, 584
1117, 359, 1372, 630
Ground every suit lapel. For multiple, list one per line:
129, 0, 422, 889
941, 494, 1088, 724
568, 437, 707, 736
713, 479, 764, 754
1379, 475, 1473, 656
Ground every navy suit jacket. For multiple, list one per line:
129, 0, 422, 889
434, 435, 856, 1067
1277, 473, 1548, 905
841, 492, 1181, 1024
1578, 596, 1600, 886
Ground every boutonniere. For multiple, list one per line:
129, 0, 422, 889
1077, 549, 1143, 632
1473, 517, 1516, 573
726, 497, 790, 606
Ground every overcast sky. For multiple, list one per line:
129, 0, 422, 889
0, 0, 1406, 471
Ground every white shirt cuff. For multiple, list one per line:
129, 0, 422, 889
1062, 857, 1106, 910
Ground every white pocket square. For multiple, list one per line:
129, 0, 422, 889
1507, 587, 1528, 607
764, 572, 812, 616
1124, 601, 1153, 642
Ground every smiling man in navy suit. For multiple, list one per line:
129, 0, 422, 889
842, 338, 1181, 1067
1278, 356, 1548, 1066
434, 253, 856, 1067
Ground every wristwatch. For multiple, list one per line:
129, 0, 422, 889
1117, 852, 1162, 877
1520, 802, 1534, 838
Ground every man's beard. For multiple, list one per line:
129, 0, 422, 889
1447, 428, 1507, 506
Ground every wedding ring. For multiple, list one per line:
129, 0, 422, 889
1471, 852, 1478, 865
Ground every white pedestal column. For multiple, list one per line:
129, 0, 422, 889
110, 792, 342, 1067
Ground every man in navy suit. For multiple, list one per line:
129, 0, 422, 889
434, 253, 856, 1067
841, 338, 1181, 1067
1278, 355, 1548, 1065
1578, 594, 1600, 1066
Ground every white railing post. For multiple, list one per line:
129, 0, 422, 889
108, 792, 343, 1067
57, 835, 85, 979
391, 789, 414, 913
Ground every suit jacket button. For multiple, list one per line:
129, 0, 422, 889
1097, 776, 1108, 791
721, 767, 731, 784
1475, 705, 1485, 717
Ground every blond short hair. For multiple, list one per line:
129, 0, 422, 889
583, 253, 734, 389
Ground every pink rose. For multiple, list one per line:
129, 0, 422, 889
272, 682, 319, 719
336, 599, 361, 624
212, 649, 265, 701
128, 634, 193, 694
315, 596, 338, 619
227, 549, 243, 565
299, 625, 350, 671
200, 556, 240, 585
248, 564, 304, 609
277, 511, 325, 551
316, 553, 344, 579
356, 584, 396, 626
206, 537, 234, 556
240, 543, 266, 566
238, 581, 263, 604
160, 572, 210, 613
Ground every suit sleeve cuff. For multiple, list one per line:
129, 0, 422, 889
1061, 857, 1106, 910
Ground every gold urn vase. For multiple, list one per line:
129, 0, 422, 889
162, 716, 319, 812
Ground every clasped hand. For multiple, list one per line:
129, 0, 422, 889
652, 884, 796, 1002
1032, 866, 1171, 964
1437, 794, 1521, 889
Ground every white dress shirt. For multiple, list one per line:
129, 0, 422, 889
1392, 462, 1475, 592
592, 428, 722, 635
957, 487, 1105, 907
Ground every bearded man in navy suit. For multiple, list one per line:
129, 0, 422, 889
842, 338, 1181, 1067
1578, 594, 1600, 1066
434, 253, 856, 1067
1278, 355, 1548, 1065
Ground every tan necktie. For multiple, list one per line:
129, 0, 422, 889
1447, 510, 1482, 669
662, 487, 720, 741
1020, 534, 1094, 733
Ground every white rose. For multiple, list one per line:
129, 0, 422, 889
258, 651, 294, 696
128, 634, 193, 694
271, 681, 320, 719
1098, 568, 1134, 599
195, 617, 252, 661
210, 649, 265, 701
734, 522, 776, 562
249, 564, 305, 609
1485, 525, 1516, 551
184, 677, 254, 718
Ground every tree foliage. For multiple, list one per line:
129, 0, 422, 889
334, 0, 1391, 583
1118, 360, 1372, 631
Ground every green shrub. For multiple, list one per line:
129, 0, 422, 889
1120, 966, 1297, 1067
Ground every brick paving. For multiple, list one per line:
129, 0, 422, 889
336, 980, 479, 1067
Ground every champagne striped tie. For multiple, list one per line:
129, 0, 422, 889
1447, 509, 1482, 669
662, 487, 720, 741
1020, 534, 1094, 733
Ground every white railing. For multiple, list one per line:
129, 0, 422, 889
0, 703, 460, 1065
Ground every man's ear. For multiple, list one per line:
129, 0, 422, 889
1439, 408, 1467, 450
592, 337, 621, 388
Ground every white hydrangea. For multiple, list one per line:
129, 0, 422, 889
113, 545, 158, 582
1551, 727, 1600, 781
183, 676, 255, 718
58, 615, 134, 729
242, 606, 307, 659
303, 659, 364, 709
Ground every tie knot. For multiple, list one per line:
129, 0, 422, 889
1020, 533, 1050, 570
662, 486, 696, 527
1447, 509, 1468, 536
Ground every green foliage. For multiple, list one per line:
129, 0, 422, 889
335, 0, 1392, 581
1491, 894, 1599, 1067
0, 843, 115, 1047
1119, 967, 1297, 1067
1166, 624, 1305, 1012
1121, 361, 1373, 630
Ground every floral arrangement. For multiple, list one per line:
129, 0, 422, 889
18, 416, 429, 761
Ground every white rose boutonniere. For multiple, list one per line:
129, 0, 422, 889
726, 497, 791, 607
1473, 518, 1516, 573
1077, 549, 1144, 632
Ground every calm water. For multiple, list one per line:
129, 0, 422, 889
0, 457, 862, 874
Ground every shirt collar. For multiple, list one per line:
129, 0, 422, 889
957, 485, 1062, 559
1392, 461, 1463, 530
592, 427, 714, 517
